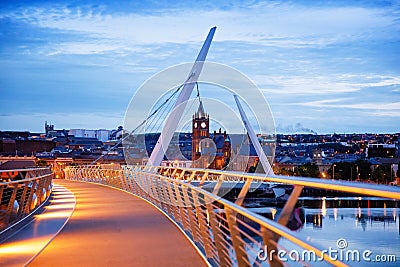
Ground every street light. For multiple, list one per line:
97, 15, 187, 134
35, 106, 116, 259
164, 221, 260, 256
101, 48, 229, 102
350, 167, 353, 181
332, 164, 336, 180
356, 165, 359, 181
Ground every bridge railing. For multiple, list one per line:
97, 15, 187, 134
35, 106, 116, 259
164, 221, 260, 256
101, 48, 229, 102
146, 165, 400, 200
64, 165, 400, 267
0, 168, 53, 232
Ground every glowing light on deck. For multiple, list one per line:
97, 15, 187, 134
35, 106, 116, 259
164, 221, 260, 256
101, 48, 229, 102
0, 238, 50, 254
45, 203, 75, 210
36, 210, 73, 219
50, 198, 75, 204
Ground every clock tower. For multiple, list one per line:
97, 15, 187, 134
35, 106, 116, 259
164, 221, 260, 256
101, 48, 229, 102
192, 100, 209, 167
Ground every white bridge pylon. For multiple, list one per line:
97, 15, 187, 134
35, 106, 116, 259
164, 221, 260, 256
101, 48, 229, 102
234, 95, 274, 175
148, 27, 216, 166
147, 27, 274, 175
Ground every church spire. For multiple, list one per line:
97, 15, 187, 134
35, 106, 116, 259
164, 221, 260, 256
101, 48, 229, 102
195, 100, 207, 119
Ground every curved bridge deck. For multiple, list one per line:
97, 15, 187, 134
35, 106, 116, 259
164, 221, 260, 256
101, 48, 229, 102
20, 180, 205, 266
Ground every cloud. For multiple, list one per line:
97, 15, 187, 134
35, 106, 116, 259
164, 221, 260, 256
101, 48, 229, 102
299, 100, 400, 110
1, 1, 398, 53
258, 74, 400, 95
0, 1, 399, 134
45, 42, 125, 56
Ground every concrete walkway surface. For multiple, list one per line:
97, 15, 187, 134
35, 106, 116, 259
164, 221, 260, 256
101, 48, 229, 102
29, 180, 206, 267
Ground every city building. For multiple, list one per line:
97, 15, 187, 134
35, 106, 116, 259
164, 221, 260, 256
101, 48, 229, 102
367, 143, 396, 158
191, 101, 210, 168
69, 129, 111, 142
191, 101, 232, 170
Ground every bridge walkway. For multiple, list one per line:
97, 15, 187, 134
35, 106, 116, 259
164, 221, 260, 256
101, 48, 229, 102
29, 180, 206, 267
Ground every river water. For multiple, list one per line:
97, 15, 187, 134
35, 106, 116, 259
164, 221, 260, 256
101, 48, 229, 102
278, 197, 400, 266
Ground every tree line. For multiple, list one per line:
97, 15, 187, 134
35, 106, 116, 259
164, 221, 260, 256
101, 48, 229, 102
273, 160, 399, 184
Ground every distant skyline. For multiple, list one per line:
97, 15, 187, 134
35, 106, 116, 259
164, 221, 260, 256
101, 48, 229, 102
0, 0, 399, 134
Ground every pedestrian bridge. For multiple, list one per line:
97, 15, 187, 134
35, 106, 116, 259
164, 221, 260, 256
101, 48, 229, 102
1, 165, 399, 267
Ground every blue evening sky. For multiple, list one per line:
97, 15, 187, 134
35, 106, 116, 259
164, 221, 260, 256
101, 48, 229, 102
0, 0, 399, 134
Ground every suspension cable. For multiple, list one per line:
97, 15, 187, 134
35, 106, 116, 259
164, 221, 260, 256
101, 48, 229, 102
89, 83, 185, 166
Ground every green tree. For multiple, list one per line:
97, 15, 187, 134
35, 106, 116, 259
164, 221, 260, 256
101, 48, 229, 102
274, 167, 295, 176
328, 161, 370, 180
294, 163, 320, 178
372, 164, 392, 184
354, 159, 372, 181
328, 162, 350, 180
35, 158, 47, 167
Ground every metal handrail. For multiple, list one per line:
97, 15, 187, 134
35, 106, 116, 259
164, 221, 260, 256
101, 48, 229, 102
0, 167, 50, 173
63, 165, 400, 266
0, 168, 53, 233
146, 165, 400, 200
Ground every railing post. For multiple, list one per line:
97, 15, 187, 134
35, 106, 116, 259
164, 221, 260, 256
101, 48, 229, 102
125, 167, 138, 195
17, 182, 29, 219
157, 176, 170, 211
181, 185, 201, 243
225, 208, 250, 267
178, 170, 186, 180
147, 172, 157, 200
260, 185, 304, 267
277, 185, 304, 226
143, 171, 152, 200
192, 192, 214, 259
166, 180, 180, 222
235, 177, 253, 206
137, 170, 148, 199
36, 177, 45, 204
212, 174, 225, 196
186, 170, 197, 183
5, 185, 18, 224
24, 180, 37, 215
148, 174, 162, 208
205, 198, 232, 267
198, 172, 209, 188
171, 168, 178, 178
260, 226, 283, 267
173, 181, 190, 231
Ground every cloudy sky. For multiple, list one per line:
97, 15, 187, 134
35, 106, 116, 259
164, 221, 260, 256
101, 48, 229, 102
0, 0, 399, 134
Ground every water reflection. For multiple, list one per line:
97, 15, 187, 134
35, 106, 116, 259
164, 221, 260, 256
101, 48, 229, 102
290, 197, 400, 266
333, 208, 336, 221
307, 213, 323, 229
321, 197, 327, 217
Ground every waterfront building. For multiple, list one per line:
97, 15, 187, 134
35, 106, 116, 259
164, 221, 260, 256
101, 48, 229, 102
69, 129, 110, 142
